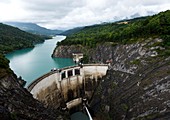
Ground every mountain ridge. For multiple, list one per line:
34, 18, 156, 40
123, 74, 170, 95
0, 10, 170, 120
4, 22, 63, 36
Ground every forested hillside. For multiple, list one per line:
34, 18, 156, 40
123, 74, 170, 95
60, 27, 84, 36
58, 10, 170, 50
0, 23, 45, 54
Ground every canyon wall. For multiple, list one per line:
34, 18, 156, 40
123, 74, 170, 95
53, 38, 170, 119
0, 71, 67, 119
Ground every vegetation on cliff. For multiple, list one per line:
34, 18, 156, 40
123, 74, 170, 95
0, 65, 66, 119
0, 54, 12, 78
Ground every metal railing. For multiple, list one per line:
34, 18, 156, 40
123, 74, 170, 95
84, 106, 93, 120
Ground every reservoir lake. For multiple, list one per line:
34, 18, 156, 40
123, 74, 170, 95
5, 35, 89, 120
5, 36, 75, 86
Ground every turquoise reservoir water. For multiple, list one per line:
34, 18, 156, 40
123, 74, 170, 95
5, 35, 89, 119
5, 36, 75, 86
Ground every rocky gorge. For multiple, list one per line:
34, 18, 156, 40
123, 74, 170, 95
52, 37, 170, 119
1, 10, 170, 120
0, 56, 68, 120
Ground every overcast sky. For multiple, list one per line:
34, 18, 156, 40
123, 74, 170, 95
0, 0, 170, 30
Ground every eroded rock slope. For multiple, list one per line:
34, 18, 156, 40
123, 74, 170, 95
0, 57, 66, 120
53, 38, 170, 119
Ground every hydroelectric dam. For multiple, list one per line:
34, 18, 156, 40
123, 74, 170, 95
27, 64, 108, 117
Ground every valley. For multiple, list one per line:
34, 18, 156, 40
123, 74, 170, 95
0, 10, 170, 120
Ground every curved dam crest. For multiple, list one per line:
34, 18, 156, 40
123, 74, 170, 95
28, 64, 108, 110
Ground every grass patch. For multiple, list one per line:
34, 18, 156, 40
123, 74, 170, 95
137, 113, 161, 120
158, 49, 170, 57
130, 59, 141, 65
111, 82, 117, 88
140, 78, 152, 88
10, 112, 17, 120
121, 103, 129, 112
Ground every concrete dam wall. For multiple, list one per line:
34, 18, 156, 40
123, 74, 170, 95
28, 64, 108, 109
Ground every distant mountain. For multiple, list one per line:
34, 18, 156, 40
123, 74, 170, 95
60, 27, 84, 36
130, 11, 156, 19
147, 11, 156, 16
130, 13, 141, 19
4, 22, 63, 36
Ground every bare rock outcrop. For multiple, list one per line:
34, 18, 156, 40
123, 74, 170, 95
0, 69, 66, 120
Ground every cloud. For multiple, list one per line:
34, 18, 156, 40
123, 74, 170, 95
0, 0, 170, 30
0, 0, 29, 21
0, 0, 11, 3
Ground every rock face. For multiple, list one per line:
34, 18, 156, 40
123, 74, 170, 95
53, 38, 170, 119
0, 72, 66, 120
52, 45, 84, 58
92, 61, 170, 120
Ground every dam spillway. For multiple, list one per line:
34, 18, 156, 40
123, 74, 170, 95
27, 64, 108, 110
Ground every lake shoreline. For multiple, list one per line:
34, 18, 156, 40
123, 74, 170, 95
5, 35, 75, 86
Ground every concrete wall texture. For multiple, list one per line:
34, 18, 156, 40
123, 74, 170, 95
27, 64, 108, 109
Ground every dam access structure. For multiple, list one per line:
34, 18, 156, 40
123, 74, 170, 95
27, 64, 108, 111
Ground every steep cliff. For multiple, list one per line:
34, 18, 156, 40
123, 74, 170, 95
52, 45, 84, 58
52, 10, 170, 119
90, 38, 170, 120
53, 37, 170, 119
0, 55, 67, 120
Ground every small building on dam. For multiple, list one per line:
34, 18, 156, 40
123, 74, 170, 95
27, 64, 108, 112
